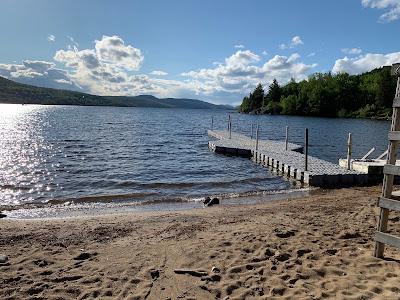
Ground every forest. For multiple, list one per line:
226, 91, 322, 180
239, 66, 397, 119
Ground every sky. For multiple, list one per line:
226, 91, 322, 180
0, 0, 399, 105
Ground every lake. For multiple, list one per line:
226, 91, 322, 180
0, 104, 390, 207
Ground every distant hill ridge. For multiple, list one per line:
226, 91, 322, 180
0, 76, 231, 109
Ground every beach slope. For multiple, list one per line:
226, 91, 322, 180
1, 186, 400, 299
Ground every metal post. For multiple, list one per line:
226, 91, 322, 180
255, 125, 260, 151
347, 133, 352, 170
285, 126, 289, 151
229, 119, 232, 139
304, 128, 309, 171
211, 116, 213, 131
227, 114, 231, 131
251, 124, 254, 139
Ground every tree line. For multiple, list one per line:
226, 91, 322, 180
239, 66, 397, 119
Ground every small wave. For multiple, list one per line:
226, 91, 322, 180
46, 192, 159, 205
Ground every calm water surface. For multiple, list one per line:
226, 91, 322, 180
0, 104, 390, 206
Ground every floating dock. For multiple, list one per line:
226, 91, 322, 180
208, 130, 369, 188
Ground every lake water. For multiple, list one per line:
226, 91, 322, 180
0, 104, 390, 207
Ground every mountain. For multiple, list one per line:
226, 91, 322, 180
0, 76, 232, 109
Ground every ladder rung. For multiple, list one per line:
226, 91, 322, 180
375, 231, 400, 249
384, 164, 400, 176
379, 197, 400, 211
388, 131, 400, 141
393, 97, 400, 108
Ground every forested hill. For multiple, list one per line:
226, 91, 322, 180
0, 76, 230, 109
239, 66, 397, 119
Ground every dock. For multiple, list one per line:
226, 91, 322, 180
208, 130, 369, 187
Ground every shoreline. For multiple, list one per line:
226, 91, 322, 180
2, 185, 400, 299
1, 187, 312, 220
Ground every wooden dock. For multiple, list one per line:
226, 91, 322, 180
208, 130, 368, 187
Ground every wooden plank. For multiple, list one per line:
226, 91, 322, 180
388, 131, 400, 141
383, 164, 400, 176
375, 80, 400, 257
375, 231, 400, 249
379, 197, 400, 211
393, 97, 400, 108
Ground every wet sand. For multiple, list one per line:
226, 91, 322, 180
1, 186, 400, 299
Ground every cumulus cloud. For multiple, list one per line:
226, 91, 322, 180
0, 60, 77, 89
362, 0, 400, 22
262, 51, 268, 56
94, 35, 143, 71
332, 51, 400, 74
150, 70, 168, 76
234, 44, 245, 49
279, 36, 304, 49
341, 47, 363, 55
181, 50, 316, 95
0, 35, 317, 104
47, 34, 55, 42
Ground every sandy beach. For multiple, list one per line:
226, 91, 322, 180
1, 186, 400, 299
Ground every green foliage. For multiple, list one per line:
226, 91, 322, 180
239, 83, 264, 113
0, 76, 229, 109
239, 66, 397, 119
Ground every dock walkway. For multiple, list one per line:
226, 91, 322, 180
208, 130, 368, 187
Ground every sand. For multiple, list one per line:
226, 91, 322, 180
1, 186, 400, 300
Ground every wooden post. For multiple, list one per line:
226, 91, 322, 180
285, 126, 289, 151
251, 124, 254, 140
255, 125, 259, 151
347, 133, 352, 170
375, 66, 400, 258
304, 128, 309, 171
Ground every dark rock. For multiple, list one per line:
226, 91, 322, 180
150, 269, 160, 280
74, 252, 92, 261
203, 197, 211, 205
0, 212, 7, 218
211, 266, 220, 273
208, 198, 220, 206
0, 255, 9, 264
204, 197, 219, 207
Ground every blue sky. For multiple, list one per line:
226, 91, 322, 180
0, 0, 399, 104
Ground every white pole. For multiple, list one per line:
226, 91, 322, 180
255, 125, 259, 151
347, 133, 352, 170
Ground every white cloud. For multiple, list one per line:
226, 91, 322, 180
262, 51, 268, 56
279, 35, 304, 49
47, 34, 55, 42
332, 51, 400, 74
0, 35, 317, 104
307, 52, 316, 57
150, 70, 168, 76
341, 47, 363, 55
291, 36, 304, 46
181, 51, 316, 95
0, 60, 77, 89
234, 44, 245, 49
362, 0, 400, 22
